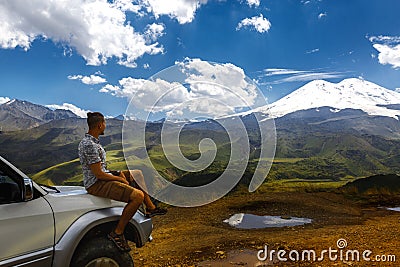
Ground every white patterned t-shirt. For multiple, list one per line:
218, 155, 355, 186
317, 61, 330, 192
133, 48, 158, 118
78, 133, 108, 189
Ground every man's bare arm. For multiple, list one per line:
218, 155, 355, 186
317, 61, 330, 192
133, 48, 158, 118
89, 162, 128, 185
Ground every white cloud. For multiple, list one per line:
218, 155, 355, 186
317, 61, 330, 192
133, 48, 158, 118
143, 63, 150, 69
237, 14, 271, 33
246, 0, 260, 7
273, 72, 345, 83
301, 0, 323, 5
144, 23, 165, 42
0, 97, 11, 105
46, 103, 90, 118
101, 58, 260, 118
177, 58, 258, 108
68, 74, 107, 85
95, 70, 105, 76
395, 88, 400, 93
372, 44, 400, 68
262, 68, 309, 76
369, 36, 400, 43
0, 0, 164, 67
306, 48, 320, 54
258, 68, 347, 84
139, 0, 208, 24
113, 0, 143, 13
99, 84, 120, 93
369, 35, 400, 69
318, 12, 327, 19
101, 77, 189, 113
101, 78, 146, 98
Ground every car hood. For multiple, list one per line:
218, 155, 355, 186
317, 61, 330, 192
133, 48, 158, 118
53, 186, 87, 196
44, 185, 126, 243
46, 185, 125, 211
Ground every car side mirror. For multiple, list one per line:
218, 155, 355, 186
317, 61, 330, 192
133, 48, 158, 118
23, 178, 34, 201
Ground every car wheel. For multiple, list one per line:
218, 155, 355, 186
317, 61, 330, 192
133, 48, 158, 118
71, 236, 134, 267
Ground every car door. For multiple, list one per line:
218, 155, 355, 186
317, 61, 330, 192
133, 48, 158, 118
0, 159, 54, 267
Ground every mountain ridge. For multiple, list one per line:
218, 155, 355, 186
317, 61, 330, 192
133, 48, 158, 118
1, 78, 400, 182
1, 78, 399, 131
0, 99, 78, 131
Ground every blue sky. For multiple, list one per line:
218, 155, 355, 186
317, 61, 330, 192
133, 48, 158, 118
0, 0, 399, 117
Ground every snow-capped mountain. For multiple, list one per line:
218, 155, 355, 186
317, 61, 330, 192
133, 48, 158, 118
113, 114, 137, 121
257, 78, 400, 119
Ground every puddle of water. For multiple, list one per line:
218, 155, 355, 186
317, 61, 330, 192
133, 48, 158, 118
224, 213, 312, 229
198, 249, 273, 267
387, 207, 400, 212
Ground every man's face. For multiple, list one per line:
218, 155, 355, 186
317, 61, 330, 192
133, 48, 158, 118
99, 120, 106, 135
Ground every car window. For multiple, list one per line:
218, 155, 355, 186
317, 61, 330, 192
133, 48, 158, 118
0, 169, 21, 204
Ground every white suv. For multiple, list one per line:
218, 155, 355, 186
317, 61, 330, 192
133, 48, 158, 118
0, 155, 152, 267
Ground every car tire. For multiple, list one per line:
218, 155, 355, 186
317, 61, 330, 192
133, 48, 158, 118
71, 236, 134, 267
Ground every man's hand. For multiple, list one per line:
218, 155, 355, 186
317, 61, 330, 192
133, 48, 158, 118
89, 162, 129, 184
117, 177, 129, 185
118, 172, 129, 184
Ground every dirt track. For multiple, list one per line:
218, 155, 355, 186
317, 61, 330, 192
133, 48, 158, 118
131, 190, 400, 266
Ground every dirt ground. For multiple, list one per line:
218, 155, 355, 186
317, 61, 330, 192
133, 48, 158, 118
131, 189, 400, 266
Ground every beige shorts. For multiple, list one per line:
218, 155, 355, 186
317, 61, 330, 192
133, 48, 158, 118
87, 180, 138, 203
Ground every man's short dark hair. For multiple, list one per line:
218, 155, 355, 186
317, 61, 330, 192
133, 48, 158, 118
87, 112, 105, 129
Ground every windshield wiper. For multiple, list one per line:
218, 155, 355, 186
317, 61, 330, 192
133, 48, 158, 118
38, 183, 61, 193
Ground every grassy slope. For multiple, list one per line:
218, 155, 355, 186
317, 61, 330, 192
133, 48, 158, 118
14, 118, 400, 187
0, 118, 123, 174
32, 143, 128, 186
32, 133, 400, 187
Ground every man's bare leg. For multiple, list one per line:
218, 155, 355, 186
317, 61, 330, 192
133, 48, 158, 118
123, 170, 156, 211
114, 189, 144, 235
